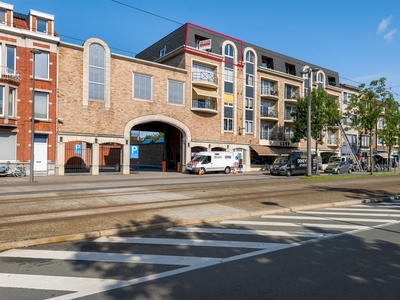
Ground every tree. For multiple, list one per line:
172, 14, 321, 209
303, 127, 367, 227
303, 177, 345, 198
379, 94, 400, 167
143, 132, 164, 141
291, 88, 341, 155
346, 78, 387, 174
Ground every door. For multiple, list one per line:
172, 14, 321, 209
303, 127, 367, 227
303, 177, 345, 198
34, 134, 48, 172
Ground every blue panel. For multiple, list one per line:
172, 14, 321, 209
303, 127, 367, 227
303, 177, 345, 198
34, 134, 47, 143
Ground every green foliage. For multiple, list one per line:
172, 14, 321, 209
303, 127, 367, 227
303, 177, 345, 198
291, 88, 341, 146
143, 132, 164, 141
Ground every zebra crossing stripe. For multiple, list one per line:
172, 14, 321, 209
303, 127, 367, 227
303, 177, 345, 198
94, 236, 288, 249
166, 227, 336, 238
220, 220, 368, 229
296, 211, 400, 218
0, 249, 219, 266
261, 215, 399, 223
326, 208, 400, 212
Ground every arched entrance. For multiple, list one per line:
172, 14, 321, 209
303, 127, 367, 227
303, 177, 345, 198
124, 115, 191, 174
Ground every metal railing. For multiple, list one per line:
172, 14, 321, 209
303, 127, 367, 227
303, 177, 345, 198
192, 99, 217, 110
260, 108, 278, 118
192, 71, 218, 85
0, 66, 20, 84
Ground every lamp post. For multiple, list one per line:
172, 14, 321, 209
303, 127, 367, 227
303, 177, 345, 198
300, 67, 319, 176
30, 48, 41, 183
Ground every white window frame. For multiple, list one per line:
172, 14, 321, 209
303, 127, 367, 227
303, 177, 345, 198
36, 18, 47, 33
0, 85, 3, 116
245, 51, 254, 63
133, 73, 152, 100
34, 91, 49, 120
246, 74, 254, 87
245, 97, 253, 109
224, 68, 233, 82
88, 43, 105, 100
245, 120, 253, 133
168, 80, 184, 105
159, 46, 166, 57
224, 44, 233, 57
224, 117, 233, 131
34, 51, 49, 80
8, 87, 15, 117
6, 44, 15, 75
0, 9, 5, 24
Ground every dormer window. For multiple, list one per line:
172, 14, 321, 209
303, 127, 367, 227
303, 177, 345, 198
36, 18, 47, 33
0, 10, 5, 24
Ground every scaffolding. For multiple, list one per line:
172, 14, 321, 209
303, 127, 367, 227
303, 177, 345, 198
337, 122, 363, 172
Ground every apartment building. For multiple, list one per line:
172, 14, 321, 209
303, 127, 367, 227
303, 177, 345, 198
136, 23, 343, 169
0, 2, 59, 176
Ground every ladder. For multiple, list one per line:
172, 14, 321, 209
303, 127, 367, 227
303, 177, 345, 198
337, 122, 363, 172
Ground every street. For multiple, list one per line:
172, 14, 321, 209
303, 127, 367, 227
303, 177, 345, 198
1, 199, 400, 299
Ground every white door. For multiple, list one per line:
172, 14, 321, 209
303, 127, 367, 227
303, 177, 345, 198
34, 135, 48, 172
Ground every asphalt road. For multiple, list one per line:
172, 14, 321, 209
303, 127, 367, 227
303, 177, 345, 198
1, 200, 400, 299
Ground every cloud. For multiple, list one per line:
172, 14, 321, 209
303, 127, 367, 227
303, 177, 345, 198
377, 16, 392, 34
384, 28, 397, 42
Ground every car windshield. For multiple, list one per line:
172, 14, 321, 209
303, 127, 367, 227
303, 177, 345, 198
327, 162, 339, 167
192, 155, 204, 162
328, 157, 342, 163
273, 157, 288, 166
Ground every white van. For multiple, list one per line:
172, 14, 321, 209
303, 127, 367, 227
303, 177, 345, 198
186, 151, 237, 175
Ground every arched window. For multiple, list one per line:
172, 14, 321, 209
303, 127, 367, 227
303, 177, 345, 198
224, 44, 233, 57
89, 43, 105, 100
245, 51, 254, 63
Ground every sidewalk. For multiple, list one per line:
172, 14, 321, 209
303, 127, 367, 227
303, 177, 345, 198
0, 171, 394, 251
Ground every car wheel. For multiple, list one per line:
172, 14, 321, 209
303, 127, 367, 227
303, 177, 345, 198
200, 168, 206, 175
336, 169, 340, 174
348, 168, 352, 174
224, 167, 231, 174
286, 170, 292, 177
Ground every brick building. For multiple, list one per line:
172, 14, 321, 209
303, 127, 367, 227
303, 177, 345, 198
0, 2, 59, 176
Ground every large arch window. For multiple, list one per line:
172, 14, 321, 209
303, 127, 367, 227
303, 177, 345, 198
89, 43, 105, 100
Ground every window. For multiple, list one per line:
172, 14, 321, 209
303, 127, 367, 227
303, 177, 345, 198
317, 73, 324, 89
0, 86, 3, 115
245, 120, 253, 133
377, 118, 385, 129
159, 46, 166, 57
225, 44, 233, 57
260, 123, 274, 140
260, 80, 276, 95
0, 9, 5, 24
89, 43, 105, 100
377, 136, 384, 146
134, 73, 152, 100
36, 18, 47, 33
6, 45, 15, 74
245, 97, 253, 109
245, 51, 254, 63
261, 56, 273, 69
246, 74, 254, 87
284, 126, 294, 141
34, 91, 48, 120
327, 131, 337, 144
361, 135, 370, 147
0, 132, 16, 161
224, 68, 233, 82
34, 51, 49, 79
192, 63, 216, 84
285, 63, 296, 75
168, 80, 183, 104
8, 87, 15, 117
284, 105, 295, 120
224, 118, 233, 131
284, 85, 298, 99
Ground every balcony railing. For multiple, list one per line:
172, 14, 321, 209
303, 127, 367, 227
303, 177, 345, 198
260, 87, 278, 96
260, 132, 275, 140
192, 71, 218, 85
260, 108, 278, 118
0, 66, 20, 84
284, 91, 299, 100
327, 137, 339, 145
284, 112, 294, 121
192, 99, 217, 111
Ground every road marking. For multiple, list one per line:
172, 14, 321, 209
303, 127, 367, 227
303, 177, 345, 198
167, 227, 336, 238
352, 204, 400, 208
94, 236, 288, 249
326, 208, 400, 212
0, 249, 218, 266
296, 211, 400, 218
220, 220, 368, 230
261, 215, 399, 223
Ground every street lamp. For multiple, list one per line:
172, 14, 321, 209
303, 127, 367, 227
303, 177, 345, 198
300, 67, 319, 176
30, 48, 41, 183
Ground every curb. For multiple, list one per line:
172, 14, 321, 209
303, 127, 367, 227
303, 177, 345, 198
0, 196, 397, 252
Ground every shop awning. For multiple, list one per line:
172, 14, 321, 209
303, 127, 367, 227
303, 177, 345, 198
193, 86, 219, 98
251, 145, 299, 156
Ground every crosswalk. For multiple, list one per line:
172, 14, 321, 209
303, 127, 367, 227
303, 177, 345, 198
1, 201, 400, 299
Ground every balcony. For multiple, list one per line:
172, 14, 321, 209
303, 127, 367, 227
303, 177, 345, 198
260, 87, 278, 100
192, 71, 218, 88
327, 137, 340, 146
284, 112, 294, 122
260, 108, 278, 120
191, 98, 218, 114
284, 91, 299, 103
0, 67, 20, 85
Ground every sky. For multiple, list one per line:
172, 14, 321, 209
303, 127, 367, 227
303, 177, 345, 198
10, 0, 400, 102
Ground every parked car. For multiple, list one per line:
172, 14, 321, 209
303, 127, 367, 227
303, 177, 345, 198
324, 160, 352, 174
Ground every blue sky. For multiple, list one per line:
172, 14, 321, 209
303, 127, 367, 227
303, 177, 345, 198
11, 0, 400, 101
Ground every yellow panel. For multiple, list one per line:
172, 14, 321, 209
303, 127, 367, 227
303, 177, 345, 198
224, 93, 233, 104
